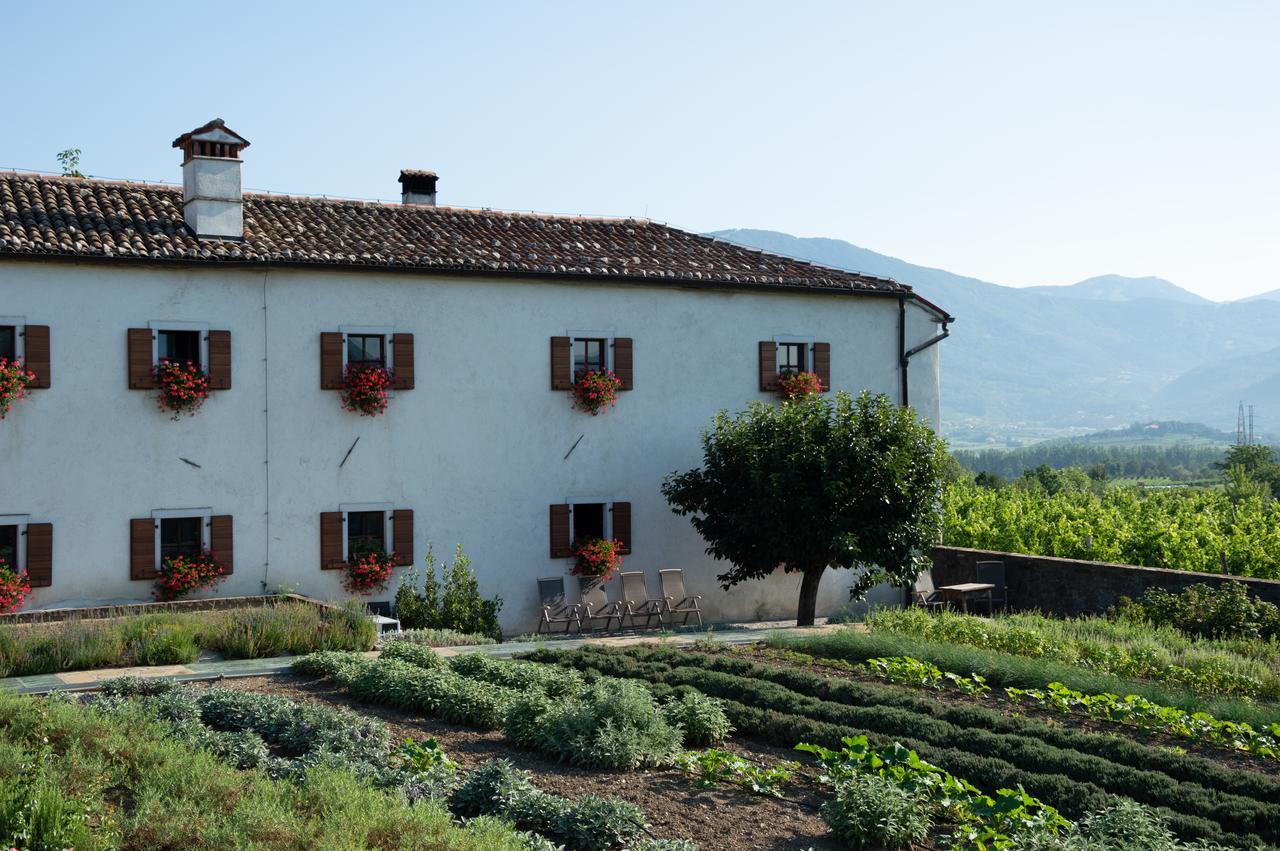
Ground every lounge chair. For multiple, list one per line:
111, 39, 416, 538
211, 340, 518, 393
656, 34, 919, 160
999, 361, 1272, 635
911, 570, 946, 611
975, 561, 1007, 613
536, 576, 582, 635
620, 571, 663, 630
658, 569, 703, 628
579, 580, 627, 634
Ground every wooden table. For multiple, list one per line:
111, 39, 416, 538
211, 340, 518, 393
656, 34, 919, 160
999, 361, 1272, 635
937, 582, 995, 613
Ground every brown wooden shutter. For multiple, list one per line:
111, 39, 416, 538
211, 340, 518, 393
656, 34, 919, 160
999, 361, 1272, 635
25, 523, 52, 587
207, 330, 232, 390
128, 328, 156, 389
550, 336, 572, 390
209, 515, 233, 575
549, 503, 572, 558
813, 342, 831, 391
130, 518, 157, 580
23, 325, 51, 389
320, 332, 344, 389
613, 337, 633, 391
392, 334, 415, 390
611, 502, 632, 554
320, 511, 344, 569
758, 341, 779, 392
392, 509, 414, 566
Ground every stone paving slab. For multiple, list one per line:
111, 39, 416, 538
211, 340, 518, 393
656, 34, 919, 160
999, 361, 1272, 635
1, 622, 841, 696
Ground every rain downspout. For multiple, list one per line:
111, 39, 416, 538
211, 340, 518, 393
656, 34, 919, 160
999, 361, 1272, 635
900, 296, 951, 408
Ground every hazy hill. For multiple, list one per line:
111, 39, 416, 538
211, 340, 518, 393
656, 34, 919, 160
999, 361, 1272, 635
1243, 288, 1280, 302
1024, 274, 1210, 305
709, 229, 1280, 445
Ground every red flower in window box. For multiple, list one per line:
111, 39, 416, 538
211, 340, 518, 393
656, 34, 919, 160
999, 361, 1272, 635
0, 558, 30, 614
341, 365, 395, 417
571, 538, 624, 581
342, 549, 398, 595
153, 549, 226, 601
154, 360, 210, 419
0, 357, 37, 420
778, 370, 823, 401
572, 369, 623, 416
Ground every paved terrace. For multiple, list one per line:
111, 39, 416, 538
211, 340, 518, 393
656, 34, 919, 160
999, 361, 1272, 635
0, 621, 843, 696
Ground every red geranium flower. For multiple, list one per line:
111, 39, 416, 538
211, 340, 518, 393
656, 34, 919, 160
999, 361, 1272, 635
0, 558, 30, 614
778, 370, 823, 401
153, 549, 226, 601
341, 549, 397, 594
154, 360, 210, 419
571, 538, 624, 581
0, 357, 37, 420
341, 365, 395, 417
572, 369, 623, 416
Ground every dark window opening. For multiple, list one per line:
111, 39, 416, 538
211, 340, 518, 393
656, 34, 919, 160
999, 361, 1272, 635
0, 525, 16, 571
573, 338, 606, 379
347, 334, 386, 368
778, 342, 807, 375
158, 330, 201, 367
0, 327, 15, 363
572, 503, 606, 544
347, 511, 386, 557
160, 517, 203, 561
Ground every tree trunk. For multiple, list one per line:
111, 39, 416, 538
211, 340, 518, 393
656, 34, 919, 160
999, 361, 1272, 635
796, 565, 826, 627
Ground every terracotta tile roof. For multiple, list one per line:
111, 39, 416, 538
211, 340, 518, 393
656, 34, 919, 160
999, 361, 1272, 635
0, 172, 915, 298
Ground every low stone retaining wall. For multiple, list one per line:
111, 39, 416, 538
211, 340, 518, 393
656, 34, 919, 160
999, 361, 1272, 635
931, 546, 1280, 616
0, 593, 336, 626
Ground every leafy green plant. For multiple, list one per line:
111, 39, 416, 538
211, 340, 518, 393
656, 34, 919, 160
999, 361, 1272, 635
386, 627, 494, 647
557, 794, 646, 851
867, 655, 990, 695
673, 749, 796, 797
535, 679, 683, 770
395, 543, 503, 640
821, 772, 929, 850
380, 639, 446, 669
1111, 581, 1280, 641
661, 691, 732, 745
290, 650, 371, 685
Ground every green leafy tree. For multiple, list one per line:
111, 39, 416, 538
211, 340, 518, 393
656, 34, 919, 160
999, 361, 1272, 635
56, 148, 84, 178
662, 391, 948, 626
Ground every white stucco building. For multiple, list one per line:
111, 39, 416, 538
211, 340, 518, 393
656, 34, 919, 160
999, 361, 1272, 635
0, 119, 952, 632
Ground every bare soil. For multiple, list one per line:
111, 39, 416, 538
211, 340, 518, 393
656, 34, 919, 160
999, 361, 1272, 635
202, 674, 845, 851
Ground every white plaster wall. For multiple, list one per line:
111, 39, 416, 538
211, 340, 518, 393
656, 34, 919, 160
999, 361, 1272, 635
1, 261, 945, 631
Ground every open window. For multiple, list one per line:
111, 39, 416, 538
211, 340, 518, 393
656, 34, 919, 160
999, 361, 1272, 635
319, 329, 414, 390
319, 504, 414, 568
0, 317, 51, 388
758, 338, 830, 392
129, 510, 232, 580
549, 500, 632, 557
128, 323, 231, 390
0, 514, 52, 588
550, 334, 633, 391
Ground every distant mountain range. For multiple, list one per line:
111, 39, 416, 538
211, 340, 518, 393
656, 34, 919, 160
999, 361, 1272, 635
709, 229, 1280, 447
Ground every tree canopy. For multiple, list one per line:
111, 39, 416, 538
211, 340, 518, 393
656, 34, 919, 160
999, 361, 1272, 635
662, 391, 948, 626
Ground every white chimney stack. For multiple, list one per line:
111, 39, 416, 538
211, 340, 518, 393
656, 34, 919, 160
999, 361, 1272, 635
399, 169, 438, 206
172, 118, 250, 240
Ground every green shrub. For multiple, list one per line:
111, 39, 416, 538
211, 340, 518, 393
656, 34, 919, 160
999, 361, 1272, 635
344, 657, 517, 728
387, 627, 494, 647
537, 679, 683, 770
661, 692, 732, 746
118, 617, 201, 666
380, 640, 446, 669
395, 543, 503, 640
450, 653, 584, 698
558, 794, 646, 851
291, 650, 371, 685
1073, 800, 1180, 850
821, 773, 929, 850
0, 781, 100, 851
503, 693, 553, 750
1112, 582, 1280, 642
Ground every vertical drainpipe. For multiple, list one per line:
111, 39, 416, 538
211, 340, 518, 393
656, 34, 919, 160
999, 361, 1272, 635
898, 295, 909, 407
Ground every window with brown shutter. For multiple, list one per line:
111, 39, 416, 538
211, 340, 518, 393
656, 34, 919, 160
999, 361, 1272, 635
758, 341, 779, 392
320, 511, 344, 569
550, 337, 572, 390
130, 518, 157, 580
320, 332, 344, 389
128, 329, 156, 389
207, 331, 232, 390
392, 509, 414, 566
392, 334, 414, 390
549, 503, 572, 558
613, 338, 633, 391
25, 522, 52, 587
611, 502, 632, 554
23, 326, 50, 389
209, 515, 233, 575
813, 342, 831, 391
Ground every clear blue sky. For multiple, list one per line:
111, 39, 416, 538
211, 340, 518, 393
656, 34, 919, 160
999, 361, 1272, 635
5, 1, 1278, 300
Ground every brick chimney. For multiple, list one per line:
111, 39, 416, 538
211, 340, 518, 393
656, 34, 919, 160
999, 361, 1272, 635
399, 170, 438, 206
172, 119, 250, 240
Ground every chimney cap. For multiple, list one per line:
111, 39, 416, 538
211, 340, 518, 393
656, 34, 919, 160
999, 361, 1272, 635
399, 169, 438, 181
172, 118, 251, 150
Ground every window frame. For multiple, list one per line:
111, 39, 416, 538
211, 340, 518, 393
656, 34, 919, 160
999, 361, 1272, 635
149, 321, 210, 372
150, 507, 212, 572
338, 501, 394, 561
567, 496, 612, 545
0, 316, 26, 363
338, 325, 395, 373
0, 514, 30, 574
773, 335, 814, 376
567, 330, 614, 382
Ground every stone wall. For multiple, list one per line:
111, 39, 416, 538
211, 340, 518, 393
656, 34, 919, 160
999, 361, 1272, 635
931, 546, 1280, 615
